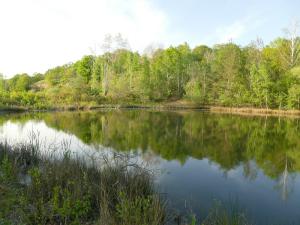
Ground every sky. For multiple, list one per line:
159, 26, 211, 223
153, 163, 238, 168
0, 0, 299, 77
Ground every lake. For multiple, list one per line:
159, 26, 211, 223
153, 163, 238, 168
0, 110, 300, 225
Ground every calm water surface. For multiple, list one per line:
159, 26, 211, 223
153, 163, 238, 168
0, 110, 300, 225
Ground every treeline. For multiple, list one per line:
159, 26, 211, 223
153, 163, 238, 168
0, 35, 300, 109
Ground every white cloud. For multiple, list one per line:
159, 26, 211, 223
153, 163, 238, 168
0, 0, 168, 77
216, 21, 246, 43
215, 15, 265, 43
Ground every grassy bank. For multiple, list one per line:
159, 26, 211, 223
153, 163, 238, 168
210, 106, 300, 117
2, 99, 300, 117
0, 105, 27, 113
0, 141, 165, 225
0, 99, 207, 111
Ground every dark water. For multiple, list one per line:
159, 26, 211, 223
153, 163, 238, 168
0, 110, 300, 225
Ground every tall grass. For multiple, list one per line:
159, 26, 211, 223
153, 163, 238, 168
0, 140, 166, 225
202, 200, 251, 225
0, 137, 253, 225
171, 200, 251, 225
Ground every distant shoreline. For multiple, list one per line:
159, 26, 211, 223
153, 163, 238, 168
1, 102, 300, 117
209, 106, 300, 117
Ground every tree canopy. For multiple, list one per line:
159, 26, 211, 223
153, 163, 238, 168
1, 34, 300, 110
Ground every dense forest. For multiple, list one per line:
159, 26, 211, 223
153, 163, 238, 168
0, 32, 300, 110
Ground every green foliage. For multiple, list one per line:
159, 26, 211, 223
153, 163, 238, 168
1, 36, 300, 109
0, 155, 14, 183
75, 55, 94, 83
288, 84, 300, 109
51, 184, 91, 224
6, 74, 32, 92
211, 43, 247, 105
149, 44, 192, 100
185, 79, 202, 100
202, 201, 250, 225
116, 191, 164, 225
45, 65, 75, 86
287, 66, 300, 109
190, 214, 197, 225
0, 73, 5, 92
91, 56, 103, 94
0, 142, 165, 225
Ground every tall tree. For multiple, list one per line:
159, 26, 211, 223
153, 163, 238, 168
76, 55, 94, 83
282, 20, 300, 68
287, 66, 300, 109
0, 73, 4, 92
185, 45, 213, 103
211, 43, 247, 105
91, 57, 103, 94
100, 34, 130, 96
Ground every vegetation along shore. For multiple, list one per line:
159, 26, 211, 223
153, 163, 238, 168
1, 102, 300, 118
1, 31, 300, 113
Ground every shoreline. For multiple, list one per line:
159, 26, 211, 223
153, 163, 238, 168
1, 103, 300, 117
209, 106, 300, 117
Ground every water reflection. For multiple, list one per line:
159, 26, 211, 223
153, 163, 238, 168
0, 110, 300, 224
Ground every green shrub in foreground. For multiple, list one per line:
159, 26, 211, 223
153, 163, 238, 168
0, 143, 166, 225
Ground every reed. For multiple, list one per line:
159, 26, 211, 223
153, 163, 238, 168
0, 140, 166, 225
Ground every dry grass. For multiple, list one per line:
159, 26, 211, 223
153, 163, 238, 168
210, 106, 300, 118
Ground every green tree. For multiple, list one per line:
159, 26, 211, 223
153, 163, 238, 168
10, 74, 31, 92
249, 64, 272, 108
75, 55, 94, 83
45, 66, 68, 86
211, 43, 247, 105
185, 45, 213, 103
91, 56, 103, 94
288, 66, 300, 109
0, 73, 4, 92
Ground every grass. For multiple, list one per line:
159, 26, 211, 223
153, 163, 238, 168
0, 140, 165, 225
210, 106, 300, 117
171, 200, 251, 225
201, 200, 251, 225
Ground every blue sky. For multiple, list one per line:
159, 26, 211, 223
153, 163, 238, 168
0, 0, 299, 77
153, 0, 299, 47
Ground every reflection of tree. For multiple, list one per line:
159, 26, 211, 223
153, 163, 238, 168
275, 155, 296, 201
1, 111, 300, 192
280, 157, 290, 200
243, 161, 258, 181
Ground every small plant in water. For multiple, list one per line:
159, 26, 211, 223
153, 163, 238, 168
202, 200, 251, 225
